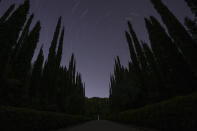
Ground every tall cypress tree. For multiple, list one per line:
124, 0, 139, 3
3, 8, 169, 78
150, 0, 197, 76
0, 4, 15, 24
127, 22, 147, 71
56, 66, 67, 112
11, 14, 34, 72
10, 21, 41, 106
13, 21, 41, 81
65, 54, 76, 114
75, 73, 85, 114
127, 22, 149, 102
125, 31, 140, 72
48, 17, 62, 64
0, 0, 29, 78
17, 14, 34, 48
145, 17, 173, 98
58, 66, 70, 113
2, 21, 40, 107
63, 54, 85, 114
56, 27, 65, 67
110, 57, 123, 112
28, 46, 44, 105
145, 16, 197, 98
0, 1, 30, 106
42, 17, 62, 105
68, 53, 76, 85
55, 27, 65, 111
126, 26, 148, 106
142, 42, 164, 102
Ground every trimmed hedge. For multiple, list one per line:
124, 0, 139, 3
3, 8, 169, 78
107, 93, 197, 131
0, 106, 91, 131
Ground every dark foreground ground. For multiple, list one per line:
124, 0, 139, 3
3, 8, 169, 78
56, 120, 159, 131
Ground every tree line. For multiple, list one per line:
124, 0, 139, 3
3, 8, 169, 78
0, 0, 85, 115
85, 97, 110, 119
109, 0, 197, 113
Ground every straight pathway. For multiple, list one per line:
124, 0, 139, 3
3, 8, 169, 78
57, 120, 159, 131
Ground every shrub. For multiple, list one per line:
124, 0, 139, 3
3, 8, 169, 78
0, 106, 91, 131
108, 93, 197, 131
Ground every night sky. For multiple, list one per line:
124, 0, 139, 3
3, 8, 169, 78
0, 0, 193, 98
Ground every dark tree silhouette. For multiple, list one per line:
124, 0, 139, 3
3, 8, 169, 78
185, 0, 197, 16
56, 28, 65, 67
0, 0, 29, 79
184, 0, 197, 42
13, 21, 41, 81
145, 16, 197, 98
150, 0, 197, 76
110, 0, 197, 113
185, 18, 197, 42
42, 17, 62, 105
0, 4, 15, 24
28, 46, 44, 105
0, 1, 86, 115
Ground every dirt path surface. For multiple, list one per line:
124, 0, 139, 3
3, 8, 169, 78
56, 120, 159, 131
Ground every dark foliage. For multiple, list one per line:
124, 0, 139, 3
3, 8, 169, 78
184, 0, 197, 42
0, 4, 15, 24
185, 0, 197, 16
185, 17, 197, 42
85, 97, 110, 119
0, 106, 90, 131
109, 0, 197, 113
150, 0, 197, 76
0, 0, 85, 116
108, 92, 197, 131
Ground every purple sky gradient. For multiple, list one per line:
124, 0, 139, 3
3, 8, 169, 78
0, 0, 194, 97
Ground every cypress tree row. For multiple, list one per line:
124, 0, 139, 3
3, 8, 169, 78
0, 0, 30, 106
110, 0, 197, 112
0, 1, 86, 115
150, 0, 197, 76
145, 16, 196, 98
0, 0, 29, 79
14, 21, 41, 82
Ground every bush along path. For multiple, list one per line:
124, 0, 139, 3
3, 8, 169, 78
107, 93, 197, 131
0, 106, 91, 131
